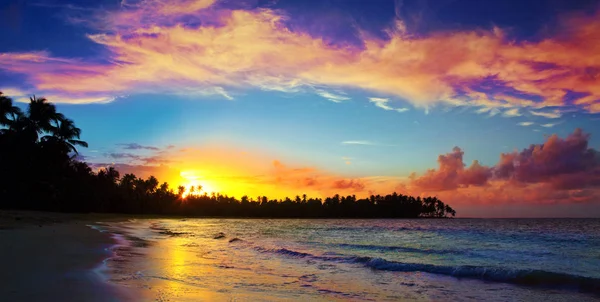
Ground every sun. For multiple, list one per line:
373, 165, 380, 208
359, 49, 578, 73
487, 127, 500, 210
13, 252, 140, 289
180, 170, 217, 198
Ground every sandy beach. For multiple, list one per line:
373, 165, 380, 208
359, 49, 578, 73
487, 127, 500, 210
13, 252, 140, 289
0, 211, 133, 302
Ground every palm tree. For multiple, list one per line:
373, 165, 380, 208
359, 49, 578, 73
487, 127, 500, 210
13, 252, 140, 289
27, 96, 65, 138
0, 93, 22, 128
42, 118, 88, 154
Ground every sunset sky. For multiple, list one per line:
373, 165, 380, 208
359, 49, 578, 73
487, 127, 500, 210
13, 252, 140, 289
1, 0, 600, 217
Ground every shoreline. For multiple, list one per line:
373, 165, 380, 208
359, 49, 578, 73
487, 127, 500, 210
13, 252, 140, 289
0, 211, 135, 301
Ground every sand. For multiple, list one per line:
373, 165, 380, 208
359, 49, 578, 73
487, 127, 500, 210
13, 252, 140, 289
0, 211, 135, 301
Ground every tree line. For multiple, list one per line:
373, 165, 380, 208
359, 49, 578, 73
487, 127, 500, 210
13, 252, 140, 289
0, 92, 456, 218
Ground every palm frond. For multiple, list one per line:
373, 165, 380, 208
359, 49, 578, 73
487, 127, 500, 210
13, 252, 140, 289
68, 139, 89, 148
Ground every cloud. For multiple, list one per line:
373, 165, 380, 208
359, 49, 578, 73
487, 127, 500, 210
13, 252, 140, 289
0, 87, 28, 98
118, 143, 160, 151
518, 121, 534, 126
541, 122, 559, 128
0, 1, 599, 113
270, 160, 368, 193
107, 152, 143, 160
408, 129, 600, 208
315, 89, 350, 103
106, 151, 173, 165
332, 179, 365, 190
369, 97, 393, 110
341, 141, 375, 145
494, 128, 599, 187
410, 147, 493, 191
475, 106, 501, 117
503, 108, 522, 117
530, 110, 562, 119
1, 85, 116, 104
368, 97, 409, 113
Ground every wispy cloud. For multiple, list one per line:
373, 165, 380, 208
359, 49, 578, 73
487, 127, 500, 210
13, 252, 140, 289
475, 107, 501, 117
106, 151, 172, 164
315, 89, 350, 103
518, 121, 534, 126
118, 143, 160, 151
503, 108, 522, 117
541, 122, 559, 128
369, 97, 393, 110
107, 152, 142, 160
368, 97, 409, 113
530, 110, 562, 119
342, 141, 376, 145
2, 86, 116, 104
341, 141, 395, 147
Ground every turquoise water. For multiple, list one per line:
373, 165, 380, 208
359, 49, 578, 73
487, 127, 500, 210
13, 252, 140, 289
95, 219, 600, 301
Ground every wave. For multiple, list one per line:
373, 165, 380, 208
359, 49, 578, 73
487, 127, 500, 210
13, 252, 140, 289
357, 258, 600, 293
255, 247, 600, 294
332, 242, 463, 255
304, 241, 557, 259
255, 247, 313, 258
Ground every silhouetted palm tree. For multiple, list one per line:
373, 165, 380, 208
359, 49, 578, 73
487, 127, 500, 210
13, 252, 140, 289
0, 93, 21, 128
42, 118, 88, 154
27, 96, 65, 138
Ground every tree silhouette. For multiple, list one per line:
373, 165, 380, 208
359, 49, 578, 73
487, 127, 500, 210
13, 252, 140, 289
0, 93, 21, 128
42, 118, 89, 154
0, 92, 457, 218
27, 96, 65, 137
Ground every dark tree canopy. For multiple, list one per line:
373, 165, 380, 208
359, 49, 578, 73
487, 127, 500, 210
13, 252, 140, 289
0, 92, 456, 218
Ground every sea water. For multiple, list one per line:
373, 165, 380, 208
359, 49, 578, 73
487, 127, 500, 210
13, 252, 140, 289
93, 219, 600, 301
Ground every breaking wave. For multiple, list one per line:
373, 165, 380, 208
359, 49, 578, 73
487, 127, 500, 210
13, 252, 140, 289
256, 246, 600, 294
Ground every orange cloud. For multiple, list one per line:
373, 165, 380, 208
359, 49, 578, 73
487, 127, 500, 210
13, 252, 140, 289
407, 129, 600, 210
409, 147, 492, 191
0, 1, 599, 113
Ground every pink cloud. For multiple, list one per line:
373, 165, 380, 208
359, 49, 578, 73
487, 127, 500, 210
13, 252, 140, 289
408, 129, 600, 208
0, 0, 598, 113
494, 128, 598, 187
271, 159, 367, 194
410, 147, 493, 191
332, 179, 366, 191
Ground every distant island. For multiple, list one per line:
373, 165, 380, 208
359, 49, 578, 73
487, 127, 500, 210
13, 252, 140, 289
0, 92, 456, 218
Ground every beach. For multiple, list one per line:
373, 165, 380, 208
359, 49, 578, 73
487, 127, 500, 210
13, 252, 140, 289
90, 218, 600, 301
1, 213, 599, 301
0, 211, 134, 302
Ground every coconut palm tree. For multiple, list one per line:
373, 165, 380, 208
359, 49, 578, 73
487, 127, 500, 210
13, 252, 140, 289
0, 93, 22, 128
41, 118, 88, 154
27, 96, 65, 138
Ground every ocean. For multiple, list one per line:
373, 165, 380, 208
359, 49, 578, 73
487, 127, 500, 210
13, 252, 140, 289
92, 219, 600, 301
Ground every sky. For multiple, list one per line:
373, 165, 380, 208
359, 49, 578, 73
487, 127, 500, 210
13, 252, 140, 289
1, 0, 600, 217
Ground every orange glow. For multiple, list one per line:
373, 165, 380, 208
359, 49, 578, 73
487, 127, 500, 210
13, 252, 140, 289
109, 146, 400, 200
93, 139, 600, 218
180, 170, 218, 198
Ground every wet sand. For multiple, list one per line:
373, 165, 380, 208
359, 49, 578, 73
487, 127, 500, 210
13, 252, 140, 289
0, 211, 135, 301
